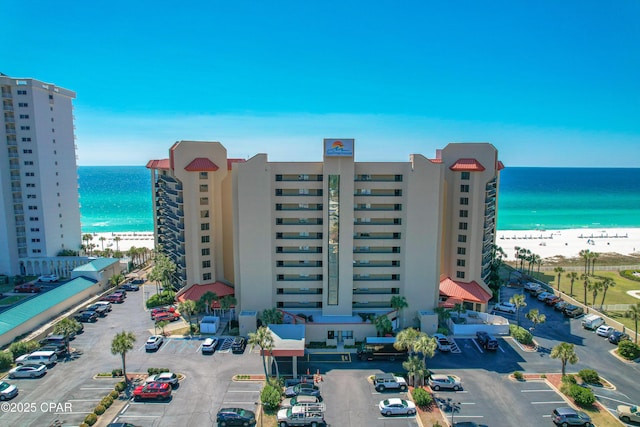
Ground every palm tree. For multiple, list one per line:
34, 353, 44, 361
114, 236, 121, 252
82, 233, 93, 255
566, 272, 578, 296
261, 308, 283, 325
177, 300, 197, 334
579, 249, 591, 275
413, 334, 437, 378
402, 355, 426, 387
393, 327, 421, 356
580, 274, 591, 305
109, 273, 124, 288
509, 293, 527, 327
199, 291, 218, 315
127, 247, 138, 268
513, 246, 521, 265
374, 315, 393, 337
155, 320, 169, 336
599, 277, 615, 309
390, 295, 408, 330
525, 309, 546, 332
550, 342, 579, 377
248, 326, 275, 379
452, 303, 466, 320
589, 280, 603, 307
52, 318, 82, 355
219, 295, 237, 320
434, 307, 452, 329
111, 331, 136, 384
553, 267, 565, 291
590, 252, 599, 275
626, 303, 640, 344
99, 236, 106, 251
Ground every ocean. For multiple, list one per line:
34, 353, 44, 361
78, 166, 640, 233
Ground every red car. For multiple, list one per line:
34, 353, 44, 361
133, 382, 172, 401
154, 311, 180, 322
101, 294, 124, 303
150, 306, 176, 319
14, 283, 41, 293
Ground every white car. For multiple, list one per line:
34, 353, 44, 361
201, 337, 218, 354
428, 374, 462, 391
537, 291, 553, 301
145, 372, 179, 386
38, 274, 59, 283
524, 282, 540, 292
617, 404, 640, 423
596, 325, 615, 337
0, 381, 18, 400
145, 335, 164, 351
433, 333, 452, 351
379, 398, 416, 416
493, 302, 517, 314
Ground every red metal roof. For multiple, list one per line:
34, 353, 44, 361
185, 158, 219, 172
175, 282, 235, 309
497, 160, 505, 171
439, 277, 492, 304
450, 158, 486, 172
146, 159, 170, 170
227, 158, 246, 170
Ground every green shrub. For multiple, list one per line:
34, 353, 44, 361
0, 351, 14, 369
260, 384, 282, 410
618, 340, 640, 360
148, 368, 170, 375
562, 374, 577, 385
112, 368, 123, 377
145, 291, 176, 308
509, 325, 533, 345
8, 340, 40, 358
100, 396, 113, 408
620, 270, 640, 282
513, 371, 524, 381
109, 390, 119, 399
115, 381, 126, 392
79, 423, 89, 427
568, 384, 596, 407
84, 413, 98, 426
578, 369, 599, 384
93, 404, 106, 415
411, 387, 433, 407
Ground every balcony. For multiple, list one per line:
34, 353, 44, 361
354, 218, 401, 225
353, 274, 400, 281
354, 204, 401, 211
276, 260, 322, 267
353, 232, 400, 239
354, 174, 403, 182
276, 246, 323, 254
353, 288, 399, 295
276, 217, 323, 225
276, 232, 323, 240
353, 246, 400, 254
275, 174, 323, 182
277, 288, 323, 295
276, 203, 323, 211
354, 189, 402, 196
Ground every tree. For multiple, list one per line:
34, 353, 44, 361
590, 252, 600, 275
199, 291, 218, 315
111, 331, 136, 384
99, 236, 106, 251
177, 300, 197, 335
566, 272, 578, 297
580, 274, 591, 305
402, 355, 427, 387
390, 295, 408, 330
52, 318, 82, 355
579, 249, 591, 276
550, 342, 579, 376
374, 315, 393, 337
114, 236, 121, 252
525, 309, 546, 332
626, 303, 640, 344
599, 277, 615, 309
248, 326, 275, 379
589, 280, 603, 307
82, 233, 94, 256
394, 327, 421, 356
148, 252, 177, 293
109, 273, 124, 288
261, 308, 283, 325
452, 303, 466, 320
509, 293, 527, 327
434, 307, 452, 329
156, 320, 169, 336
486, 244, 506, 292
219, 295, 237, 319
553, 267, 565, 291
413, 334, 437, 377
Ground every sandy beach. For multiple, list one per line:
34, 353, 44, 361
497, 227, 640, 260
87, 231, 155, 252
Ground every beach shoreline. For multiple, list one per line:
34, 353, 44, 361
85, 231, 155, 252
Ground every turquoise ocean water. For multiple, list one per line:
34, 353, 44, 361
78, 166, 640, 233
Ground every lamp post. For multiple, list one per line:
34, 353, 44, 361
448, 398, 461, 425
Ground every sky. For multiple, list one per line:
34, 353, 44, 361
3, 0, 640, 167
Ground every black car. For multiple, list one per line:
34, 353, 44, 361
74, 311, 98, 323
608, 331, 630, 344
476, 331, 499, 350
231, 337, 247, 354
216, 407, 256, 426
563, 305, 584, 318
131, 278, 145, 285
85, 304, 109, 317
120, 283, 140, 291
40, 343, 68, 357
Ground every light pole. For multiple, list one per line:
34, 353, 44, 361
448, 398, 460, 425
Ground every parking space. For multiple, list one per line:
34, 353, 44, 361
135, 336, 237, 355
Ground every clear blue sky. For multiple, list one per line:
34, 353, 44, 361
4, 0, 639, 167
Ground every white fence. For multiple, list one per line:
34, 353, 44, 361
593, 304, 635, 312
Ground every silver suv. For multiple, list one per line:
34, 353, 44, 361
551, 407, 592, 426
373, 373, 408, 392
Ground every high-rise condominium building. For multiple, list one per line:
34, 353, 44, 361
0, 74, 81, 276
148, 140, 502, 340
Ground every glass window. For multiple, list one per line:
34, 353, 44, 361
456, 271, 465, 279
460, 197, 469, 205
201, 248, 210, 256
199, 172, 208, 179
327, 174, 340, 305
199, 184, 208, 192
457, 259, 466, 266
459, 209, 468, 218
461, 172, 470, 180
457, 247, 466, 255
458, 222, 468, 230
201, 235, 210, 243
460, 184, 469, 193
201, 223, 210, 231
458, 234, 467, 243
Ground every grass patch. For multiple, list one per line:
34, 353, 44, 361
0, 295, 29, 305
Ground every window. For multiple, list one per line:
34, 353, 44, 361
22, 137, 32, 142
18, 102, 28, 107
26, 183, 35, 188
32, 249, 42, 254
30, 228, 40, 232
203, 273, 211, 281
456, 271, 465, 279
31, 238, 41, 243
199, 172, 208, 179
27, 194, 36, 199
20, 126, 30, 130
327, 330, 335, 339
23, 149, 33, 154
201, 235, 210, 243
458, 222, 468, 230
457, 247, 466, 255
202, 260, 211, 268
459, 209, 468, 218
461, 171, 470, 180
17, 90, 27, 95
201, 223, 210, 231
457, 259, 466, 267
458, 234, 467, 243
28, 205, 37, 210
460, 184, 469, 193
343, 330, 354, 339
199, 184, 208, 192
29, 216, 39, 221
24, 161, 33, 166
19, 114, 29, 119
201, 248, 210, 256
200, 197, 209, 205
200, 210, 209, 218
25, 172, 35, 176
460, 197, 469, 205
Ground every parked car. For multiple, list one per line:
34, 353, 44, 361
373, 373, 408, 392
14, 283, 41, 293
132, 382, 171, 401
493, 302, 517, 314
476, 331, 499, 350
609, 331, 630, 344
280, 394, 320, 409
15, 350, 57, 366
379, 398, 416, 416
428, 374, 462, 391
85, 304, 109, 317
112, 290, 127, 299
150, 306, 176, 319
581, 314, 605, 330
120, 283, 139, 291
107, 423, 142, 427
145, 372, 179, 387
277, 404, 324, 426
74, 311, 98, 323
38, 274, 59, 283
0, 381, 18, 400
145, 335, 164, 351
453, 423, 488, 427
231, 336, 247, 354
216, 407, 257, 426
564, 305, 584, 318
530, 287, 546, 297
524, 282, 540, 292
8, 364, 47, 379
93, 301, 112, 312
201, 337, 218, 354
617, 404, 640, 423
284, 382, 321, 398
154, 311, 180, 322
101, 294, 124, 304
554, 300, 569, 311
545, 295, 562, 305
537, 291, 553, 301
39, 343, 68, 358
433, 333, 452, 352
283, 375, 316, 388
596, 325, 615, 337
551, 407, 592, 426
131, 278, 146, 285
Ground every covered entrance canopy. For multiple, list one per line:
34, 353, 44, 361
265, 324, 305, 378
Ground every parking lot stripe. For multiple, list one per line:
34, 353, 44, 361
67, 399, 103, 402
80, 387, 115, 390
521, 389, 554, 392
594, 394, 635, 405
224, 401, 258, 405
531, 401, 565, 404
